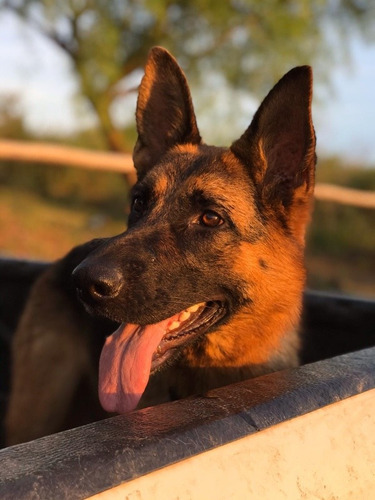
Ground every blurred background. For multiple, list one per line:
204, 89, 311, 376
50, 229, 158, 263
0, 0, 374, 297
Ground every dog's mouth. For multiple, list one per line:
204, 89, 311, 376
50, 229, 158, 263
151, 301, 225, 371
98, 301, 225, 414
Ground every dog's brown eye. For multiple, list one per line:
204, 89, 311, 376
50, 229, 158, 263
200, 210, 224, 227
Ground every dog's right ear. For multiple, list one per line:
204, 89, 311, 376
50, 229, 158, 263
133, 47, 201, 179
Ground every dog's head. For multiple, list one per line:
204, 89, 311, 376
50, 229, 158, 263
73, 47, 316, 413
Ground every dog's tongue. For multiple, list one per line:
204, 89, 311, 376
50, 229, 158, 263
98, 318, 171, 414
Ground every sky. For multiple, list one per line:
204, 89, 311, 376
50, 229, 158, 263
1, 11, 375, 166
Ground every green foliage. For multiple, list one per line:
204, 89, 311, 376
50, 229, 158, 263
0, 162, 128, 217
0, 95, 28, 139
317, 156, 375, 190
2, 0, 374, 151
310, 157, 375, 258
305, 198, 375, 296
0, 99, 129, 216
308, 202, 375, 257
304, 157, 375, 296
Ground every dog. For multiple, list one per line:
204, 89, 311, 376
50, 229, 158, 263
5, 239, 116, 446
5, 47, 315, 445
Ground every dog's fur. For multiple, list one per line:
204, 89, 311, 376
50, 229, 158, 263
5, 47, 315, 445
5, 240, 116, 445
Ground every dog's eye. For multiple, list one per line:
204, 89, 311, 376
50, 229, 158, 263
131, 197, 145, 214
200, 210, 224, 228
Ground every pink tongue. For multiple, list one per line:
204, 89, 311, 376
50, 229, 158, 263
98, 317, 172, 414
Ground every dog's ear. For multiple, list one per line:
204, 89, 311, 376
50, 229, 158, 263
230, 66, 316, 244
133, 47, 201, 179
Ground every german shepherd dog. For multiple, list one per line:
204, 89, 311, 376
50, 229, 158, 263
5, 47, 315, 444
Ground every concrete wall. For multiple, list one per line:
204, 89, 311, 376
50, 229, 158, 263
1, 347, 375, 499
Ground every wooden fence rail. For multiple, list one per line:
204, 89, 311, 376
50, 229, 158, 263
1, 139, 375, 209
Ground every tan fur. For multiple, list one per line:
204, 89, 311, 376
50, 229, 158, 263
153, 174, 169, 198
140, 229, 304, 406
135, 56, 157, 119
173, 143, 201, 155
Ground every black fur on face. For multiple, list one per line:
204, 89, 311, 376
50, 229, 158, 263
73, 146, 262, 326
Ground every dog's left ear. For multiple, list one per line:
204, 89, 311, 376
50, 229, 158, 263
133, 47, 201, 179
231, 66, 316, 244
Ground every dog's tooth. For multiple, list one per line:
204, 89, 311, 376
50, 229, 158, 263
187, 303, 202, 313
179, 311, 191, 322
169, 320, 180, 331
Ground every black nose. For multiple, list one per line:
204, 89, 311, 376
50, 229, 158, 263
72, 261, 123, 304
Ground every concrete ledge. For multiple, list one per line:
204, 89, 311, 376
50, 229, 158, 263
1, 347, 375, 499
90, 389, 375, 500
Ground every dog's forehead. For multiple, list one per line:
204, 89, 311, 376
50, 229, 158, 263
138, 145, 260, 234
147, 145, 255, 202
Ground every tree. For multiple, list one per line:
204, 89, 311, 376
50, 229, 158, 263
2, 0, 374, 156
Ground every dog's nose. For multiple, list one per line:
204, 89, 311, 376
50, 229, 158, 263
72, 261, 123, 304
